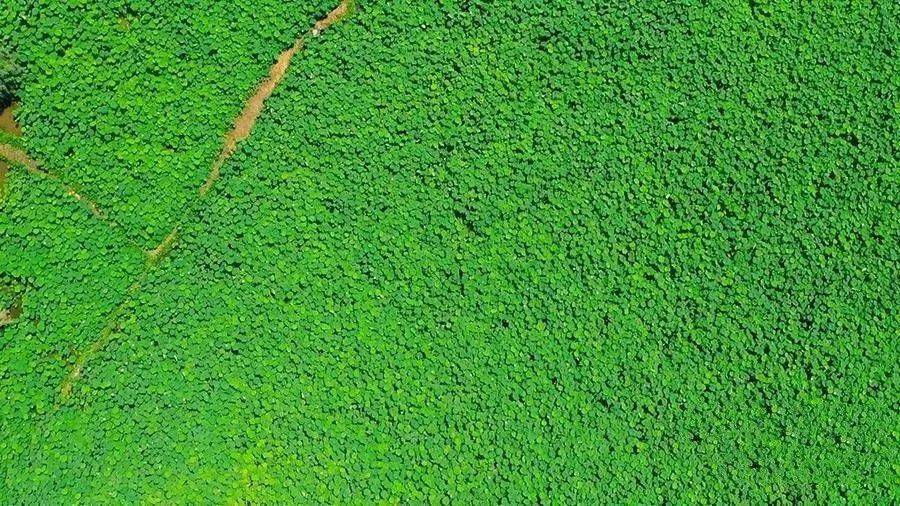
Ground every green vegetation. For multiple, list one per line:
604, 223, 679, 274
2, 0, 332, 245
0, 132, 21, 153
0, 49, 21, 106
1, 0, 898, 503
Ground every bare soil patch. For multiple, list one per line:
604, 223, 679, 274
199, 0, 352, 196
0, 297, 21, 327
0, 142, 105, 217
0, 102, 21, 136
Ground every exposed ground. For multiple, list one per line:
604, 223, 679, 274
0, 102, 21, 136
0, 295, 22, 327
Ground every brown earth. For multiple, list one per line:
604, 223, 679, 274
0, 298, 22, 327
0, 102, 22, 136
200, 0, 353, 196
0, 103, 21, 199
312, 0, 352, 36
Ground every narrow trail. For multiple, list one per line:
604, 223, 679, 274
199, 0, 352, 197
60, 0, 354, 401
198, 39, 300, 196
0, 102, 22, 136
159, 0, 353, 260
147, 228, 179, 264
0, 143, 105, 219
0, 300, 21, 327
313, 0, 351, 36
0, 102, 21, 198
0, 142, 148, 255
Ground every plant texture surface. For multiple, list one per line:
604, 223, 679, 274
0, 0, 898, 503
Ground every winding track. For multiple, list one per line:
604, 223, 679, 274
59, 0, 354, 400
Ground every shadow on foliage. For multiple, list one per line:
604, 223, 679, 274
0, 275, 27, 328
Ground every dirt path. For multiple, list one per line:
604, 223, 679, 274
200, 0, 353, 196
313, 0, 352, 35
147, 228, 179, 263
1, 104, 20, 199
0, 309, 16, 327
0, 143, 106, 218
157, 0, 353, 259
0, 143, 39, 172
61, 0, 354, 400
198, 40, 300, 195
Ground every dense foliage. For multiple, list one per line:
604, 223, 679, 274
1, 0, 898, 502
0, 49, 21, 106
2, 0, 332, 245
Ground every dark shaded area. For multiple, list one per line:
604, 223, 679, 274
0, 49, 22, 110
